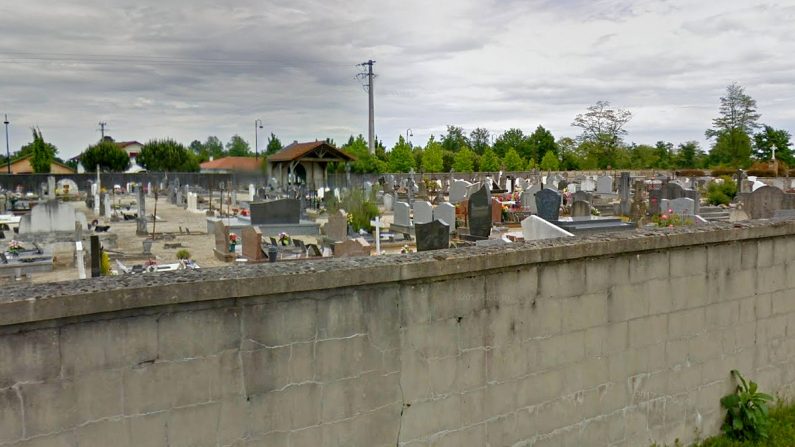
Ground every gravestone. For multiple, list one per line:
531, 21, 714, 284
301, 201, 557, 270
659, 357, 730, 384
213, 223, 236, 262
334, 238, 371, 257
433, 202, 456, 233
250, 199, 300, 225
572, 191, 592, 204
326, 210, 348, 242
596, 175, 613, 194
467, 185, 491, 238
649, 189, 663, 215
47, 176, 56, 200
248, 184, 256, 202
242, 226, 265, 262
521, 183, 541, 213
581, 178, 596, 192
383, 193, 394, 211
187, 193, 198, 212
662, 197, 696, 216
630, 181, 647, 222
570, 200, 591, 220
415, 220, 450, 252
393, 201, 412, 227
535, 188, 562, 221
449, 180, 472, 203
521, 215, 574, 241
413, 200, 433, 224
619, 172, 631, 216
363, 181, 373, 197
136, 188, 147, 236
743, 186, 786, 219
662, 182, 685, 200
90, 235, 101, 278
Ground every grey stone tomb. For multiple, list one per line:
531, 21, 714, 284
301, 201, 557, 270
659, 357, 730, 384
570, 200, 591, 220
535, 188, 562, 221
249, 199, 300, 225
433, 202, 456, 233
413, 200, 433, 225
415, 220, 450, 252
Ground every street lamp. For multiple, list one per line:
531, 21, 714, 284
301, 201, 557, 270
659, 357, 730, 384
254, 119, 263, 159
3, 115, 9, 174
406, 128, 413, 140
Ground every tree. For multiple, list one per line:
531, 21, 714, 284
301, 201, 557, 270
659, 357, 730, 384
503, 148, 525, 171
387, 136, 415, 172
709, 128, 753, 167
266, 133, 283, 155
204, 136, 225, 158
526, 125, 557, 163
226, 135, 251, 156
343, 134, 386, 173
675, 141, 704, 168
441, 125, 469, 153
706, 83, 761, 139
628, 144, 658, 169
479, 148, 501, 172
653, 141, 674, 169
28, 128, 56, 173
754, 125, 793, 164
493, 128, 527, 158
452, 147, 476, 172
421, 136, 444, 172
80, 140, 130, 172
557, 137, 580, 170
539, 151, 560, 171
469, 128, 491, 155
138, 139, 198, 172
571, 101, 632, 167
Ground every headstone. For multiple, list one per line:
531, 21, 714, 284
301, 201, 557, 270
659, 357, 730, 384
662, 182, 685, 200
213, 223, 235, 261
570, 200, 591, 220
661, 197, 696, 216
521, 183, 541, 213
535, 188, 562, 221
242, 226, 265, 261
393, 201, 412, 227
449, 179, 472, 204
326, 210, 348, 242
619, 172, 631, 216
187, 193, 198, 212
596, 175, 613, 194
433, 202, 456, 233
649, 189, 663, 215
382, 193, 394, 211
90, 235, 101, 278
413, 200, 433, 224
47, 176, 56, 200
415, 220, 450, 252
75, 241, 86, 280
521, 215, 574, 241
249, 199, 301, 225
103, 193, 111, 218
136, 188, 147, 235
743, 186, 786, 219
581, 178, 596, 192
467, 185, 491, 238
572, 191, 592, 204
491, 200, 503, 223
334, 238, 371, 257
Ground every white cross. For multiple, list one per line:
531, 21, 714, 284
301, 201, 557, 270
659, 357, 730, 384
370, 216, 385, 255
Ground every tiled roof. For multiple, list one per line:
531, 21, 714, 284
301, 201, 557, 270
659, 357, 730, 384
267, 141, 355, 163
200, 156, 261, 172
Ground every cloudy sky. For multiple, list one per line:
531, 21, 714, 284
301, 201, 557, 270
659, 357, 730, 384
0, 0, 793, 159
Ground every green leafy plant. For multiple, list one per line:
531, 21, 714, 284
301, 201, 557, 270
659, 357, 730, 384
720, 370, 774, 441
175, 249, 191, 260
100, 251, 112, 276
707, 176, 738, 206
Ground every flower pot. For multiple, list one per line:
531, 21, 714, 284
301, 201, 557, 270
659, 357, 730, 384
267, 246, 278, 263
229, 243, 236, 253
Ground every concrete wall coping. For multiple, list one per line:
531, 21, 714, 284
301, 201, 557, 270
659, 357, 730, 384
2, 219, 794, 328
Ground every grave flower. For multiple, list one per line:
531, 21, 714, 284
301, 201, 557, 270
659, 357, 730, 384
7, 240, 23, 255
278, 232, 291, 246
228, 233, 239, 252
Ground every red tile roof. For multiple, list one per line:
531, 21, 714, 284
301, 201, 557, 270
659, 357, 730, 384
267, 141, 356, 163
200, 156, 262, 172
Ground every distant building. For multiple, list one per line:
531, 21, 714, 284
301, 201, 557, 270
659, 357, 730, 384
199, 156, 262, 174
0, 155, 76, 174
266, 141, 356, 190
117, 141, 144, 164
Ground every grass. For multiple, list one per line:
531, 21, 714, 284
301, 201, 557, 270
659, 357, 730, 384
655, 402, 795, 447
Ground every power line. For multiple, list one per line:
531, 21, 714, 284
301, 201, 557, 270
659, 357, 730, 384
97, 122, 108, 139
356, 60, 376, 154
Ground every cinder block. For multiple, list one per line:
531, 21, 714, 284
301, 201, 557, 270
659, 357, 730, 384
361, 286, 400, 351
316, 292, 365, 339
0, 388, 23, 444
772, 290, 795, 315
403, 320, 458, 359
158, 307, 240, 360
76, 418, 129, 447
485, 413, 517, 447
242, 298, 317, 348
128, 412, 168, 447
516, 370, 563, 408
315, 335, 381, 382
123, 358, 213, 414
241, 346, 291, 396
0, 328, 59, 388
430, 349, 485, 395
629, 252, 669, 284
167, 402, 221, 447
538, 261, 586, 299
560, 292, 609, 332
608, 284, 649, 323
60, 316, 157, 376
75, 369, 123, 424
460, 387, 487, 426
756, 239, 775, 268
399, 349, 431, 403
485, 266, 537, 307
670, 247, 707, 277
667, 308, 706, 339
432, 423, 486, 447
628, 314, 668, 348
484, 380, 518, 418
399, 395, 460, 442
521, 297, 562, 339
669, 275, 708, 311
585, 258, 612, 293
20, 379, 77, 437
487, 342, 532, 382
429, 275, 486, 319
537, 331, 585, 370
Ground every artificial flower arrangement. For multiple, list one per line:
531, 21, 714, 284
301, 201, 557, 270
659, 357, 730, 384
7, 240, 24, 254
651, 208, 693, 227
228, 233, 239, 252
278, 232, 291, 246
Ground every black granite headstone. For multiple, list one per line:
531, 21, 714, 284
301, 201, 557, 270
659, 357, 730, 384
535, 188, 562, 221
467, 185, 491, 238
415, 220, 450, 252
249, 199, 301, 225
90, 235, 101, 278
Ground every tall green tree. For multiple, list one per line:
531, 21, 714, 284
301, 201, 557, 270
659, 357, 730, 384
493, 128, 527, 158
138, 139, 198, 172
451, 147, 476, 172
754, 125, 793, 164
342, 134, 386, 173
675, 141, 704, 168
28, 128, 56, 173
709, 128, 753, 167
705, 83, 761, 139
441, 125, 469, 153
81, 140, 130, 172
654, 141, 674, 169
571, 101, 632, 168
503, 148, 525, 171
557, 137, 580, 170
469, 128, 491, 155
266, 133, 283, 155
526, 125, 557, 163
539, 151, 560, 171
628, 144, 658, 169
204, 136, 225, 158
226, 135, 251, 156
387, 136, 415, 172
421, 136, 444, 172
479, 148, 501, 171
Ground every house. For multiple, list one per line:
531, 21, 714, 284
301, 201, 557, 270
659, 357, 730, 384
266, 141, 355, 190
0, 155, 76, 174
199, 156, 262, 174
117, 141, 144, 164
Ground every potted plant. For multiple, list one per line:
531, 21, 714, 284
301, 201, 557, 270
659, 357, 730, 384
7, 240, 23, 256
278, 232, 291, 246
228, 233, 239, 252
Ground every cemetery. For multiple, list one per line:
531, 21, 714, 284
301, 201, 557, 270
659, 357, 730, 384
4, 168, 795, 284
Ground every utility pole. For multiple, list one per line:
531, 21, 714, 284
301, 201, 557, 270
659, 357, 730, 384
3, 115, 9, 174
98, 121, 107, 140
254, 119, 263, 159
357, 60, 376, 154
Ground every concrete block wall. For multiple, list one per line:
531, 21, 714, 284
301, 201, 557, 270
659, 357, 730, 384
2, 221, 795, 446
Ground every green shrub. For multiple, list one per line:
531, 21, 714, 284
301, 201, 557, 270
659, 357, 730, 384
340, 187, 380, 232
676, 169, 706, 177
176, 249, 191, 260
100, 251, 111, 276
720, 370, 774, 441
707, 176, 737, 206
711, 168, 736, 177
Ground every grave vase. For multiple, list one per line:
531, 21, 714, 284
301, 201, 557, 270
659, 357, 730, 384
268, 246, 278, 263
228, 242, 236, 253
